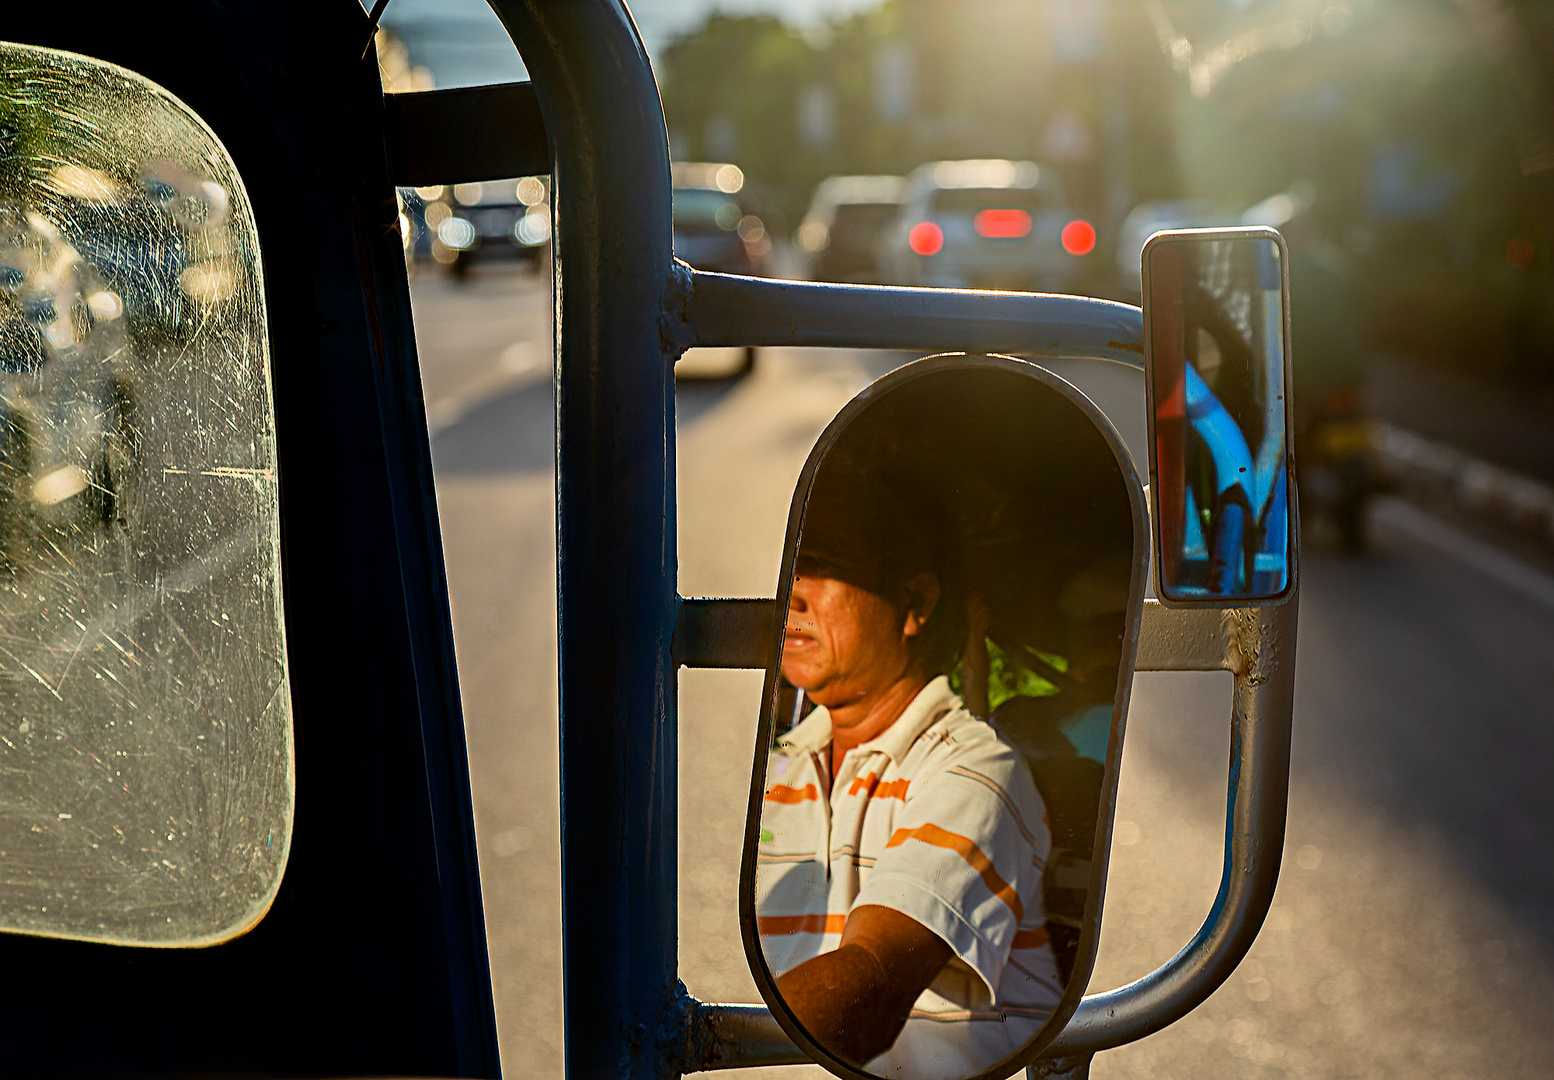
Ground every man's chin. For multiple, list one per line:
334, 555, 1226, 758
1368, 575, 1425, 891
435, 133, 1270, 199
780, 662, 826, 697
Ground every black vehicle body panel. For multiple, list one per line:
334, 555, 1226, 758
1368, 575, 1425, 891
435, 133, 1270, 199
0, 4, 498, 1076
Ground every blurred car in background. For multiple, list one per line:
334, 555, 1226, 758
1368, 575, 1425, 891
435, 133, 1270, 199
671, 162, 770, 277
671, 162, 768, 376
432, 176, 551, 279
878, 159, 1091, 292
794, 174, 905, 283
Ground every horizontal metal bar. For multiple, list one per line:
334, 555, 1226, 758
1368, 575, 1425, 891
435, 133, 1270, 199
1134, 599, 1240, 671
673, 598, 777, 669
384, 82, 549, 186
676, 268, 1144, 365
682, 1002, 806, 1072
1042, 599, 1296, 1057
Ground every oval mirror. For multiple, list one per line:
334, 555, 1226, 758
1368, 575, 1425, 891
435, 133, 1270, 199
1143, 226, 1294, 602
741, 354, 1147, 1080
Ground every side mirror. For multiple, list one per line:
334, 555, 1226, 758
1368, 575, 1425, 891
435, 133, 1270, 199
740, 354, 1147, 1080
1143, 227, 1294, 602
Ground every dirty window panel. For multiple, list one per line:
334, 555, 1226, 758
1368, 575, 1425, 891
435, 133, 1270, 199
0, 42, 291, 945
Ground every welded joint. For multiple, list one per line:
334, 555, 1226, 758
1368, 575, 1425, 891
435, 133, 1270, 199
1027, 1054, 1092, 1079
680, 1000, 807, 1072
660, 258, 697, 360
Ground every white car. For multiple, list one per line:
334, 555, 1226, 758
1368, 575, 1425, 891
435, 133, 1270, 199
794, 174, 905, 283
878, 160, 1090, 292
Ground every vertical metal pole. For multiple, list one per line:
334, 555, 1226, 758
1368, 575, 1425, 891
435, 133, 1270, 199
488, 2, 679, 1077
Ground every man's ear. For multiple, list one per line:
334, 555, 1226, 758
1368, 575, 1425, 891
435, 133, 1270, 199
901, 573, 941, 639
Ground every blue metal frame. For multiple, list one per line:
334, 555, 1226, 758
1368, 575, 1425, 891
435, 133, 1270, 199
489, 4, 683, 1076
0, 3, 500, 1074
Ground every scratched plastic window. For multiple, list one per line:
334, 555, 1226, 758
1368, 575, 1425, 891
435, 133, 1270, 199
0, 43, 291, 945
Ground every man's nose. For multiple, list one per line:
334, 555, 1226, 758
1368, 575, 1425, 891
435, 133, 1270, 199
788, 576, 813, 612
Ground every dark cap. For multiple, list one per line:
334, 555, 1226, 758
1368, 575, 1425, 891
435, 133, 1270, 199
795, 464, 941, 601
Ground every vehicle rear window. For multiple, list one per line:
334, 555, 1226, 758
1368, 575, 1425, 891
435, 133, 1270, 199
0, 41, 292, 947
831, 203, 900, 231
674, 188, 741, 231
931, 187, 1050, 216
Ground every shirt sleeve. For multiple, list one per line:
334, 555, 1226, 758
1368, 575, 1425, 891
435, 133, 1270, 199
851, 738, 1047, 998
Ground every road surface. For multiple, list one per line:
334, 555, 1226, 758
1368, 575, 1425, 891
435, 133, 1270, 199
412, 263, 1554, 1080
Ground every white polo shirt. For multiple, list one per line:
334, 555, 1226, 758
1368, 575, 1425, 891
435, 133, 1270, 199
755, 676, 1065, 1080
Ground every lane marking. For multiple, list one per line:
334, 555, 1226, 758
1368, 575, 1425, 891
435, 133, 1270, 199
1372, 497, 1554, 613
426, 340, 548, 435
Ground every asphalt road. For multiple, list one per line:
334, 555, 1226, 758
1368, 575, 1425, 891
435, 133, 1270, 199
412, 263, 1554, 1080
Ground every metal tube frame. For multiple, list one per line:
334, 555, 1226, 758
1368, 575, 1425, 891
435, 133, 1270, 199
1041, 598, 1297, 1058
482, 2, 1299, 1076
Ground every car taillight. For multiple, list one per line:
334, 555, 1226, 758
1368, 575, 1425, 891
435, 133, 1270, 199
973, 209, 1032, 239
1061, 219, 1096, 255
908, 221, 944, 256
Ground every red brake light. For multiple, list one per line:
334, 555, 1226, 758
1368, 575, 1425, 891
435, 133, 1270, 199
1061, 219, 1096, 255
973, 209, 1032, 239
909, 221, 944, 256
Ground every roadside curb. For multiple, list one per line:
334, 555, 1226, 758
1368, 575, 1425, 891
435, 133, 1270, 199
1373, 421, 1554, 548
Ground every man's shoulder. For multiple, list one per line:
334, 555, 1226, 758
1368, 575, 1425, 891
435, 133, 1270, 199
907, 705, 1034, 785
918, 703, 1007, 750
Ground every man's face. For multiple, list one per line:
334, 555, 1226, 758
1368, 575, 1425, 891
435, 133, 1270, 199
782, 571, 933, 713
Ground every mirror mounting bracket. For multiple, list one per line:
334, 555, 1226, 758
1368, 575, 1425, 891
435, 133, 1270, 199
1039, 595, 1297, 1059
1136, 599, 1274, 674
675, 595, 1297, 1071
680, 998, 808, 1072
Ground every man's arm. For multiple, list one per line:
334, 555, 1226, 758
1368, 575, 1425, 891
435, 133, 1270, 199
775, 904, 953, 1066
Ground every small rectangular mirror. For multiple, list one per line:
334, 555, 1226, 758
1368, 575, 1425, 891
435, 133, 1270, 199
1143, 227, 1293, 602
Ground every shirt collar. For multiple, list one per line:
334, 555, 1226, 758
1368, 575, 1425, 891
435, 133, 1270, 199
777, 704, 832, 754
776, 676, 961, 764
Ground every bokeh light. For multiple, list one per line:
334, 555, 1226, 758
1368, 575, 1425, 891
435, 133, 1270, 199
1061, 219, 1096, 256
974, 208, 1032, 239
909, 221, 944, 256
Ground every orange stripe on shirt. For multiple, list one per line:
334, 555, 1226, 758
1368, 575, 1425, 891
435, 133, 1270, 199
886, 823, 1024, 922
845, 772, 910, 800
764, 783, 818, 804
758, 913, 847, 936
1011, 926, 1050, 950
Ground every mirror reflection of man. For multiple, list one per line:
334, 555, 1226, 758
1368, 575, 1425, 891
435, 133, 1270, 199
757, 473, 1064, 1080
